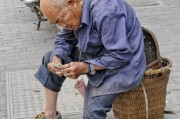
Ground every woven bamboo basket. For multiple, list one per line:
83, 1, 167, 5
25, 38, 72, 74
112, 57, 172, 119
112, 27, 172, 119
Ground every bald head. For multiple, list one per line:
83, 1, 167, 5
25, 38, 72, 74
40, 0, 65, 22
40, 0, 83, 30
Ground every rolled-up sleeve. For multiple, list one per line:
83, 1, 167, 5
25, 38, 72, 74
85, 13, 133, 70
50, 29, 78, 62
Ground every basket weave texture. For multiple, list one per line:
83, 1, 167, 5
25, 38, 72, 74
112, 58, 172, 119
112, 27, 172, 119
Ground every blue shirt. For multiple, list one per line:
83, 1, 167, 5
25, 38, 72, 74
51, 0, 146, 96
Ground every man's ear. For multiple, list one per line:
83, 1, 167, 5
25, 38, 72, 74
66, 0, 77, 9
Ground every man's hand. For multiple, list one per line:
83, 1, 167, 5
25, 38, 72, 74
61, 62, 88, 79
47, 55, 64, 77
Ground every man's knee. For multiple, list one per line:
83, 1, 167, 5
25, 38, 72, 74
35, 50, 65, 92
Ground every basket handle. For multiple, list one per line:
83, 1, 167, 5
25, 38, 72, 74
141, 82, 149, 119
146, 59, 161, 69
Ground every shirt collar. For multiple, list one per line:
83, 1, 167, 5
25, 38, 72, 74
80, 0, 90, 26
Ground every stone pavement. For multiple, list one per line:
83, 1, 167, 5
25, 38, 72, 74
0, 0, 180, 119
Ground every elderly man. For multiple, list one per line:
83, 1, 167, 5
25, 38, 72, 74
34, 0, 146, 118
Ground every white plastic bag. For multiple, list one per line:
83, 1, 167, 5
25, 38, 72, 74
74, 75, 87, 97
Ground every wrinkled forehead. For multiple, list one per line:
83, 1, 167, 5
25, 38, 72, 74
40, 0, 65, 22
41, 0, 65, 7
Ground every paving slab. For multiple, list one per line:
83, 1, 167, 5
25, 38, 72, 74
126, 0, 160, 7
6, 70, 84, 119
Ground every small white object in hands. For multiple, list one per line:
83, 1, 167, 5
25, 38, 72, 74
74, 76, 87, 97
51, 63, 65, 69
56, 70, 62, 74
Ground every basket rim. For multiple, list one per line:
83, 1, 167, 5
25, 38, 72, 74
145, 57, 172, 75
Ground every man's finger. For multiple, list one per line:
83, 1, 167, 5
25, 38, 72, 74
48, 63, 53, 71
63, 72, 78, 79
48, 63, 59, 73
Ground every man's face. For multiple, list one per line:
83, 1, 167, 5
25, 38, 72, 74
55, 6, 82, 30
40, 0, 82, 30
